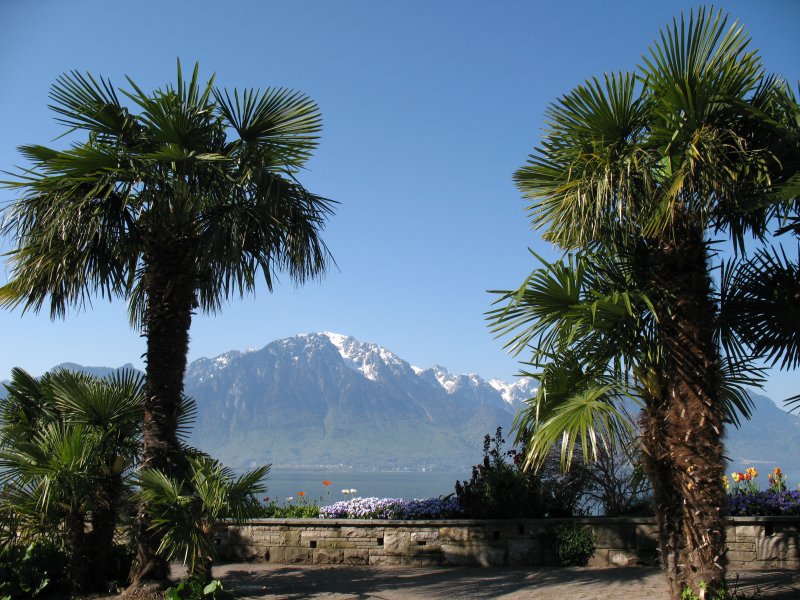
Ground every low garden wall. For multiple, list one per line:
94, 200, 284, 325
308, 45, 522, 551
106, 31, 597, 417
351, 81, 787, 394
215, 516, 799, 570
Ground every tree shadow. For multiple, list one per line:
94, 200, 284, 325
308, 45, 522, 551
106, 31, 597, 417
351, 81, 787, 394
214, 564, 670, 599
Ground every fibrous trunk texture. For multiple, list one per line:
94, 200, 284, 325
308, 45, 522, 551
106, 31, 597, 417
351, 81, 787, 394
131, 240, 196, 588
641, 221, 726, 600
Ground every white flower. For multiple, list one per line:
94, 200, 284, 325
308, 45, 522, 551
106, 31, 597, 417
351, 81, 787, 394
286, 496, 294, 502
342, 489, 350, 495
349, 488, 358, 494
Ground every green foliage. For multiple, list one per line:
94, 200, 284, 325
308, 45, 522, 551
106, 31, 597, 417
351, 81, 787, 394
0, 368, 144, 592
0, 541, 68, 599
261, 501, 320, 518
455, 428, 590, 518
137, 455, 268, 580
0, 60, 336, 326
165, 577, 232, 600
680, 580, 759, 600
553, 523, 594, 567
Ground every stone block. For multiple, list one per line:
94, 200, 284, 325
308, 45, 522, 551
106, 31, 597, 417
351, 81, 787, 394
343, 549, 369, 565
508, 539, 539, 566
591, 523, 635, 549
341, 527, 366, 538
411, 530, 439, 542
732, 525, 762, 540
725, 549, 756, 565
726, 541, 755, 553
635, 524, 659, 551
609, 550, 640, 566
266, 546, 285, 563
281, 529, 301, 548
439, 527, 469, 542
384, 531, 411, 555
755, 536, 788, 561
587, 549, 610, 568
440, 543, 507, 567
369, 554, 403, 565
313, 548, 344, 564
283, 547, 312, 563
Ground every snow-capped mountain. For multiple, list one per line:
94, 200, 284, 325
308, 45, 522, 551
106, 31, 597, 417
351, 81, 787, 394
181, 332, 537, 469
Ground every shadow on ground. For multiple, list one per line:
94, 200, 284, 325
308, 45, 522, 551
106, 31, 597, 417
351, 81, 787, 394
213, 564, 666, 599
198, 563, 800, 600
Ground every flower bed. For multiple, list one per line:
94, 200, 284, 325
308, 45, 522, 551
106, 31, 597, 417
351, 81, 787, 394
319, 496, 461, 519
727, 491, 800, 516
725, 467, 800, 517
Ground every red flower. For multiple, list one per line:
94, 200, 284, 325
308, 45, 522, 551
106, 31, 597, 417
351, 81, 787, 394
298, 491, 305, 497
323, 480, 332, 486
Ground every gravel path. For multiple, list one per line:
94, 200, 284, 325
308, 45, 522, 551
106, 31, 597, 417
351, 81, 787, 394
201, 563, 800, 599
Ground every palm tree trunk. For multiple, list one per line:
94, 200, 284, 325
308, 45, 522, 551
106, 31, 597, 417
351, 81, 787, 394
66, 511, 89, 595
131, 242, 196, 588
646, 221, 727, 599
88, 473, 124, 591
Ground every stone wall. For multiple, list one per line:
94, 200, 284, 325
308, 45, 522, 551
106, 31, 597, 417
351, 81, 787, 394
215, 516, 799, 570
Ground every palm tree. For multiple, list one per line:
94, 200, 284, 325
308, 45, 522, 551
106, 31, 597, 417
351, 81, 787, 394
0, 368, 144, 592
136, 455, 268, 583
0, 61, 335, 583
0, 422, 98, 594
493, 9, 794, 597
490, 247, 762, 592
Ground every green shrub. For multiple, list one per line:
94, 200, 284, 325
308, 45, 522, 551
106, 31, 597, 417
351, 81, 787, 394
680, 581, 759, 600
455, 428, 539, 518
553, 523, 595, 566
0, 541, 68, 599
455, 428, 591, 518
261, 502, 320, 518
165, 577, 232, 600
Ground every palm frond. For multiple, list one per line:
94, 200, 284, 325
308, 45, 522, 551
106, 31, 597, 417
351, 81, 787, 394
215, 86, 321, 169
723, 245, 800, 369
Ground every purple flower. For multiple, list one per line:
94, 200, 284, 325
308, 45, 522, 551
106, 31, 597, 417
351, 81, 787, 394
319, 496, 462, 519
725, 490, 800, 516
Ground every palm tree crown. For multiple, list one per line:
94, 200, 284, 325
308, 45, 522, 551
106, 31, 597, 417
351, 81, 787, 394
1, 61, 335, 321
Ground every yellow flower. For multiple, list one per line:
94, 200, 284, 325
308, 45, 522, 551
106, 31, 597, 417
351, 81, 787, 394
732, 472, 741, 482
747, 467, 758, 478
722, 476, 730, 491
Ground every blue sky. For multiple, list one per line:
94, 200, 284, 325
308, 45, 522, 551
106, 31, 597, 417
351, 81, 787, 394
1, 1, 798, 403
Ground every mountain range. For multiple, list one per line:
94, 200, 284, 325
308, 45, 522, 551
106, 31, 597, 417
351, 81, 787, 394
183, 332, 535, 470
3, 332, 799, 480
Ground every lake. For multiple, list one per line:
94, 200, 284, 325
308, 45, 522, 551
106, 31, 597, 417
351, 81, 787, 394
262, 468, 471, 505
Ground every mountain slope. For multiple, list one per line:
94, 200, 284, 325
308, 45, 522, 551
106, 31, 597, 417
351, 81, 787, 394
183, 333, 536, 469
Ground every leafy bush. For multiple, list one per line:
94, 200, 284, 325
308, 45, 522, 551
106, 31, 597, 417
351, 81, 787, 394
0, 541, 68, 599
165, 577, 231, 600
319, 496, 461, 519
262, 502, 321, 518
553, 523, 595, 566
137, 455, 268, 582
455, 428, 591, 518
